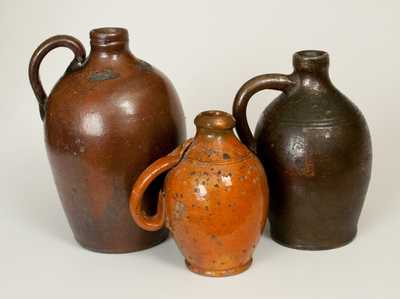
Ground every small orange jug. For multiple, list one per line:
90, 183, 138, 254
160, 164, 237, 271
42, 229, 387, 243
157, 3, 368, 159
129, 110, 269, 277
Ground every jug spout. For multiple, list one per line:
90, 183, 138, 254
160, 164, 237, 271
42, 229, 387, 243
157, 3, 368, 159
292, 50, 333, 88
293, 50, 329, 73
88, 27, 133, 62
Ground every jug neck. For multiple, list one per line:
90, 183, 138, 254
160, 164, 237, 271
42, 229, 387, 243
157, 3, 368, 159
292, 50, 332, 86
194, 110, 236, 139
88, 27, 133, 58
193, 128, 239, 149
185, 110, 249, 162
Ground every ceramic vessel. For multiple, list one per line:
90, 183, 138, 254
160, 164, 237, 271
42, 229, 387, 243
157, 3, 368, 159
233, 50, 372, 250
130, 111, 268, 276
29, 28, 186, 253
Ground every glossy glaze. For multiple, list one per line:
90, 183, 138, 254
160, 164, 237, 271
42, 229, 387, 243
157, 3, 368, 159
130, 111, 268, 276
233, 50, 372, 250
29, 28, 186, 253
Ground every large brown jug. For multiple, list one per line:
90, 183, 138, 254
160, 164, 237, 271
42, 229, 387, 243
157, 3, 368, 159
129, 111, 268, 276
233, 50, 372, 250
29, 28, 186, 253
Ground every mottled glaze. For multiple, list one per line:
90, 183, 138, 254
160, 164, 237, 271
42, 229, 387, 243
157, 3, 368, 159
130, 111, 268, 276
233, 50, 372, 250
29, 28, 186, 253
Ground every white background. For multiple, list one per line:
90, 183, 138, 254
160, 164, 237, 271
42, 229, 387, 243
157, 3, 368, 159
1, 0, 399, 298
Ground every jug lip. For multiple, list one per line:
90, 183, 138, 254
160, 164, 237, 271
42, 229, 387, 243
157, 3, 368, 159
294, 50, 328, 60
194, 110, 236, 131
90, 27, 129, 45
293, 50, 329, 71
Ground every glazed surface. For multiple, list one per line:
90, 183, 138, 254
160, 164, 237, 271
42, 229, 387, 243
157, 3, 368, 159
33, 29, 186, 252
257, 97, 371, 249
129, 111, 269, 276
164, 124, 268, 276
166, 152, 268, 274
234, 51, 372, 250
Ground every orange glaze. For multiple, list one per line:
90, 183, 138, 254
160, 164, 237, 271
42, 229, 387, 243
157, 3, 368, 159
130, 110, 269, 276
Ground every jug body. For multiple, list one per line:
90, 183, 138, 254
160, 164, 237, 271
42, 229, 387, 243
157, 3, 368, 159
29, 28, 186, 252
233, 50, 372, 250
130, 111, 268, 276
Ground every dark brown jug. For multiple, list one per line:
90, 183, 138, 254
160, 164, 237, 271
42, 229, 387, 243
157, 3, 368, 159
29, 28, 186, 253
233, 50, 372, 250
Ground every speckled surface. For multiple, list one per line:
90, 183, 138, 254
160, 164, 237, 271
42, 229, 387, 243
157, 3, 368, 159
130, 111, 269, 276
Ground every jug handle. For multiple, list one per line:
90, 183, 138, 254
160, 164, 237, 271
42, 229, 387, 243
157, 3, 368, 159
29, 35, 86, 120
232, 74, 296, 153
129, 139, 193, 231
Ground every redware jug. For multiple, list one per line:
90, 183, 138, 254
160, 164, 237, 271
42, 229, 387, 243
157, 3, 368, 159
28, 27, 186, 252
233, 50, 372, 250
130, 111, 269, 276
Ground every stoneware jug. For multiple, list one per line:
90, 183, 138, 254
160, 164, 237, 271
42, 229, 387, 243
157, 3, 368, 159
233, 50, 372, 250
129, 111, 268, 276
28, 28, 186, 253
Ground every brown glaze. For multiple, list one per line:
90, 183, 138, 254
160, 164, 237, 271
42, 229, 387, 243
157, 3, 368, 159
233, 50, 372, 250
130, 111, 269, 276
28, 28, 186, 253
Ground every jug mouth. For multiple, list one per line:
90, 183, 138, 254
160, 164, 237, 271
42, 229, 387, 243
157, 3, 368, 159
194, 110, 235, 131
293, 50, 329, 71
90, 27, 129, 46
295, 50, 328, 59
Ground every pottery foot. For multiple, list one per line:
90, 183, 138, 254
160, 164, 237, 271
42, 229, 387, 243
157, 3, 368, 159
74, 231, 169, 253
271, 230, 357, 251
185, 258, 253, 277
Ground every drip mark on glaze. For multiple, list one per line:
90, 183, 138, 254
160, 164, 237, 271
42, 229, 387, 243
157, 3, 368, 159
89, 68, 119, 81
174, 201, 186, 220
223, 153, 231, 160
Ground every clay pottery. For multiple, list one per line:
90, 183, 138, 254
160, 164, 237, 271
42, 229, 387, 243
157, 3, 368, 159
129, 111, 269, 276
28, 28, 186, 253
233, 50, 372, 250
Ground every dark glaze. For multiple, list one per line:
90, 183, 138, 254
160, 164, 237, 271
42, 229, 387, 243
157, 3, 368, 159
29, 28, 186, 252
130, 111, 269, 276
233, 50, 372, 250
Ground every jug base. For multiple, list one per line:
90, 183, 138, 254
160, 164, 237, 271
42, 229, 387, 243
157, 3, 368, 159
74, 232, 169, 253
185, 258, 252, 277
271, 231, 357, 251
